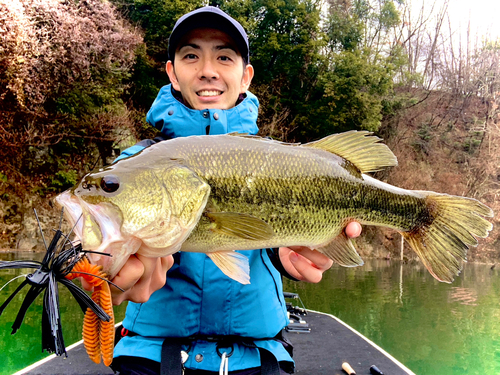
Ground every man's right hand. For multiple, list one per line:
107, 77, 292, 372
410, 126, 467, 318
108, 254, 174, 305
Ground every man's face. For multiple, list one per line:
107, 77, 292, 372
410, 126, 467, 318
166, 28, 254, 110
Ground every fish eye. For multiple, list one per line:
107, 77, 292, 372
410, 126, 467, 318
100, 175, 120, 193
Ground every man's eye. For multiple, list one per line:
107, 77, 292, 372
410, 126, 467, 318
184, 54, 197, 60
219, 56, 232, 62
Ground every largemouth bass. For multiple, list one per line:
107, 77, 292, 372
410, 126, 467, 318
55, 131, 494, 284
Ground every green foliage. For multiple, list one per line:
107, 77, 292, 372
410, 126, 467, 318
463, 130, 484, 155
378, 1, 400, 30
326, 9, 363, 51
412, 121, 436, 156
249, 0, 402, 141
248, 0, 323, 83
50, 169, 79, 190
127, 45, 164, 110
323, 50, 393, 129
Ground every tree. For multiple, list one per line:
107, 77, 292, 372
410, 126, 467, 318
292, 0, 402, 140
245, 0, 326, 140
0, 0, 142, 193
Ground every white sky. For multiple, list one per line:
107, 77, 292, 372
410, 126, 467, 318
413, 0, 500, 41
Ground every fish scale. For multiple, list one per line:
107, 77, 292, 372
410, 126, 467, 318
173, 141, 414, 245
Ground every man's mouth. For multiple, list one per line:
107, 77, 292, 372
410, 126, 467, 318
197, 90, 223, 97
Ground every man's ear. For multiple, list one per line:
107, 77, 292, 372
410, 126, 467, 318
166, 61, 181, 92
240, 64, 254, 94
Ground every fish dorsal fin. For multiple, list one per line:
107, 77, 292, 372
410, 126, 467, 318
226, 132, 251, 137
207, 251, 250, 284
226, 133, 294, 144
206, 212, 274, 240
304, 131, 398, 173
317, 231, 364, 267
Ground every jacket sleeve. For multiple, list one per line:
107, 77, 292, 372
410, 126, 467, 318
114, 136, 169, 162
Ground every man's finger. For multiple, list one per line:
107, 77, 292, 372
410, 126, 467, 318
289, 252, 323, 283
345, 222, 362, 238
287, 246, 333, 271
110, 255, 144, 291
110, 254, 174, 305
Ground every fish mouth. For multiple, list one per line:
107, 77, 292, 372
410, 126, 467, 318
56, 191, 124, 246
55, 191, 130, 277
55, 190, 85, 241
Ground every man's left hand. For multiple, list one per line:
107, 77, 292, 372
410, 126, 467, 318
279, 222, 362, 283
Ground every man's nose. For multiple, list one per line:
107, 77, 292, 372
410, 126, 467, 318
199, 58, 219, 80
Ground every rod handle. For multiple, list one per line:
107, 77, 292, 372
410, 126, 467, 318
342, 362, 356, 375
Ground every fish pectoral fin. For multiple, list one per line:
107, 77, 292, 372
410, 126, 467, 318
303, 131, 398, 173
207, 251, 250, 284
206, 212, 274, 240
317, 232, 364, 267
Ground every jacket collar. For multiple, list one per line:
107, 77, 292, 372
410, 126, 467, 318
146, 84, 260, 138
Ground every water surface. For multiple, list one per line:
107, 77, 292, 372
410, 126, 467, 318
284, 259, 500, 375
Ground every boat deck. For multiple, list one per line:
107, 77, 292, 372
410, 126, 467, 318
17, 310, 414, 375
290, 310, 413, 374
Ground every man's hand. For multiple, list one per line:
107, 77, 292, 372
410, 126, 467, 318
80, 254, 174, 305
279, 222, 362, 283
106, 254, 174, 305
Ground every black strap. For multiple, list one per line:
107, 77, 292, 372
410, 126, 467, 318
117, 325, 283, 375
239, 339, 281, 375
160, 338, 183, 375
258, 346, 281, 375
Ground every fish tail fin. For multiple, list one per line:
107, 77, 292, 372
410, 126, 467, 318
401, 193, 493, 283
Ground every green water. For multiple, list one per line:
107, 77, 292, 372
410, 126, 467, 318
0, 252, 127, 375
1, 254, 499, 375
284, 259, 500, 375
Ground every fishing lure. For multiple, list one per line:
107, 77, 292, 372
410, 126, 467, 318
66, 256, 115, 365
0, 209, 117, 365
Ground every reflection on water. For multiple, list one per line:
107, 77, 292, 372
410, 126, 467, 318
0, 252, 127, 375
284, 259, 500, 375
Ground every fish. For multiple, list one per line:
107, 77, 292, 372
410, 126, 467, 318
55, 131, 494, 285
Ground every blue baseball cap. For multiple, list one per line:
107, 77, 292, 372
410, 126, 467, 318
168, 6, 250, 63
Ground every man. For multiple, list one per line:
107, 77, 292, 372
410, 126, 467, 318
109, 6, 362, 375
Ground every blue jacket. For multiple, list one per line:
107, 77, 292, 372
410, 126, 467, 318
114, 85, 293, 372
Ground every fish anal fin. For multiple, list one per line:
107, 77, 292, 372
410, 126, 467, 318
208, 251, 250, 284
318, 232, 364, 267
304, 131, 398, 173
206, 212, 274, 240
